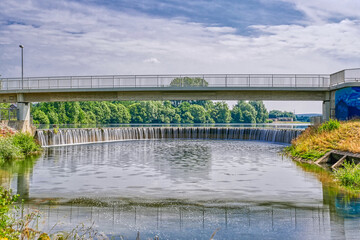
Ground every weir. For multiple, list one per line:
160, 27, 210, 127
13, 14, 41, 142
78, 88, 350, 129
35, 127, 302, 147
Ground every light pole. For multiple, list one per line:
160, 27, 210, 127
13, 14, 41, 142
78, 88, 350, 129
19, 45, 24, 89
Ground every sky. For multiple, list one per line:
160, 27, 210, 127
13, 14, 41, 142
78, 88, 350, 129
1, 0, 360, 113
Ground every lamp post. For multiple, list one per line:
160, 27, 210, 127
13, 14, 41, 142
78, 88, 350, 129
19, 45, 24, 89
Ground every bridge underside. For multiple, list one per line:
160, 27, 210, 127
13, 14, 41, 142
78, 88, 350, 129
0, 89, 328, 103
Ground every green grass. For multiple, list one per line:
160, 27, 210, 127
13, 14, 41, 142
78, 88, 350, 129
334, 161, 360, 191
318, 119, 340, 132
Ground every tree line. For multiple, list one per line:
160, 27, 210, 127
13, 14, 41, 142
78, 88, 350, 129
31, 100, 272, 125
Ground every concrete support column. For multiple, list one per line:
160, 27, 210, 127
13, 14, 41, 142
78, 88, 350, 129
17, 93, 30, 121
323, 100, 331, 122
17, 102, 30, 121
330, 90, 336, 119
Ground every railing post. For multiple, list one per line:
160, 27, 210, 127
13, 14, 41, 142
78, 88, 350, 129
295, 75, 297, 87
91, 76, 93, 88
135, 75, 137, 87
70, 76, 73, 88
113, 76, 115, 88
271, 75, 274, 87
225, 75, 227, 87
248, 74, 251, 87
157, 75, 159, 87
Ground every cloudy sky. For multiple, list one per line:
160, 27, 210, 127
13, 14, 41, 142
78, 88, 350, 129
1, 0, 360, 113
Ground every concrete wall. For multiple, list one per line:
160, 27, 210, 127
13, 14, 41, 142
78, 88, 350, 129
1, 120, 36, 135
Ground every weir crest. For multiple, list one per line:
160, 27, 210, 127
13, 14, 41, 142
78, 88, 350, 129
36, 127, 302, 147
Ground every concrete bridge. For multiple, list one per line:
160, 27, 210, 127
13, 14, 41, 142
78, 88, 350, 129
1, 68, 360, 126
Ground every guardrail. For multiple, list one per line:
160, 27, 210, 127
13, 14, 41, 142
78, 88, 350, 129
0, 108, 17, 120
0, 74, 332, 90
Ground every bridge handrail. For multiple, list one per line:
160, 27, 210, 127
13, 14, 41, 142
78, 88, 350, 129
0, 73, 339, 90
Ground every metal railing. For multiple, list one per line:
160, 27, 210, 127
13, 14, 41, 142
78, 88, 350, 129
0, 108, 18, 120
0, 74, 332, 91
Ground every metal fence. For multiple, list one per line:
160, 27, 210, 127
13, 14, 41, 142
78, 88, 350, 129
0, 74, 332, 90
0, 108, 18, 120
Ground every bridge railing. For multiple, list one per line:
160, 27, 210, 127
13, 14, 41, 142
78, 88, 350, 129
0, 74, 331, 90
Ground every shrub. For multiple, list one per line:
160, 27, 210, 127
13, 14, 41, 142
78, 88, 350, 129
318, 119, 340, 132
334, 161, 360, 189
0, 137, 24, 163
0, 187, 18, 239
11, 133, 41, 155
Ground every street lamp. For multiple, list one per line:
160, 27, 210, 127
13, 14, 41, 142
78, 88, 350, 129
19, 45, 24, 89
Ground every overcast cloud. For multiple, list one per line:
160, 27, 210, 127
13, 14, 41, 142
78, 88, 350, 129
0, 0, 359, 113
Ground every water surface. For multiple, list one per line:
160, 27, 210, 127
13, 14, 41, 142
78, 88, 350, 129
1, 139, 360, 239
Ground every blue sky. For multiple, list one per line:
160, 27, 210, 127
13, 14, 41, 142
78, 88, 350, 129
1, 0, 360, 113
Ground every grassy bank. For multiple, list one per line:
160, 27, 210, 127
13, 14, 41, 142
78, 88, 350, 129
0, 132, 41, 166
286, 119, 360, 191
286, 119, 360, 160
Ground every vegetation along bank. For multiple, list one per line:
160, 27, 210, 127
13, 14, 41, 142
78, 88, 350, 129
0, 124, 41, 166
286, 119, 360, 191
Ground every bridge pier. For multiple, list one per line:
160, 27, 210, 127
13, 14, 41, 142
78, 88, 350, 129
5, 93, 35, 133
323, 101, 330, 122
17, 102, 30, 121
322, 91, 336, 122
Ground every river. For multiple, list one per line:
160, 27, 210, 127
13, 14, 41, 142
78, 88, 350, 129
1, 138, 360, 239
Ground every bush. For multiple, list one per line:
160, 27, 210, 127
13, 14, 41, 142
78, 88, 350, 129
334, 161, 360, 189
0, 187, 18, 239
0, 133, 41, 166
12, 133, 41, 155
318, 119, 340, 132
0, 137, 24, 164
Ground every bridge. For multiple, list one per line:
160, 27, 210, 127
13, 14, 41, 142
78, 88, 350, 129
1, 68, 360, 127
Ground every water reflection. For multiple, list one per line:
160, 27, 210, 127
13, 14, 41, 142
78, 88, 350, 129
1, 140, 360, 238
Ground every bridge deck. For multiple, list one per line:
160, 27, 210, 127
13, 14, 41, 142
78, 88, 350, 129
0, 74, 359, 102
1, 74, 332, 91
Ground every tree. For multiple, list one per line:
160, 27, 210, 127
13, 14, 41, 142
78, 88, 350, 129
169, 77, 209, 107
249, 101, 268, 123
128, 103, 147, 123
269, 110, 296, 120
210, 102, 231, 123
189, 105, 207, 123
32, 109, 50, 124
170, 77, 208, 87
231, 101, 257, 123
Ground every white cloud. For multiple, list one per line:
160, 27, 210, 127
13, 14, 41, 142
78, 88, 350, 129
280, 0, 360, 23
144, 57, 160, 64
2, 0, 359, 113
0, 1, 359, 86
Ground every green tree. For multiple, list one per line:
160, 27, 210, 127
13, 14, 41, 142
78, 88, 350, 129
189, 105, 207, 123
32, 109, 50, 124
170, 77, 208, 87
231, 101, 257, 123
249, 101, 268, 123
181, 111, 194, 123
210, 102, 231, 123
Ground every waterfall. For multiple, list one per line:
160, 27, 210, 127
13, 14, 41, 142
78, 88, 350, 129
35, 127, 303, 147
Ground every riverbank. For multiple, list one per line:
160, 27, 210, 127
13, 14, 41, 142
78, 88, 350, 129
286, 119, 360, 191
0, 124, 41, 166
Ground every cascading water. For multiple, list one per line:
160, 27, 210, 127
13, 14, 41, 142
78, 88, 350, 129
35, 127, 303, 147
